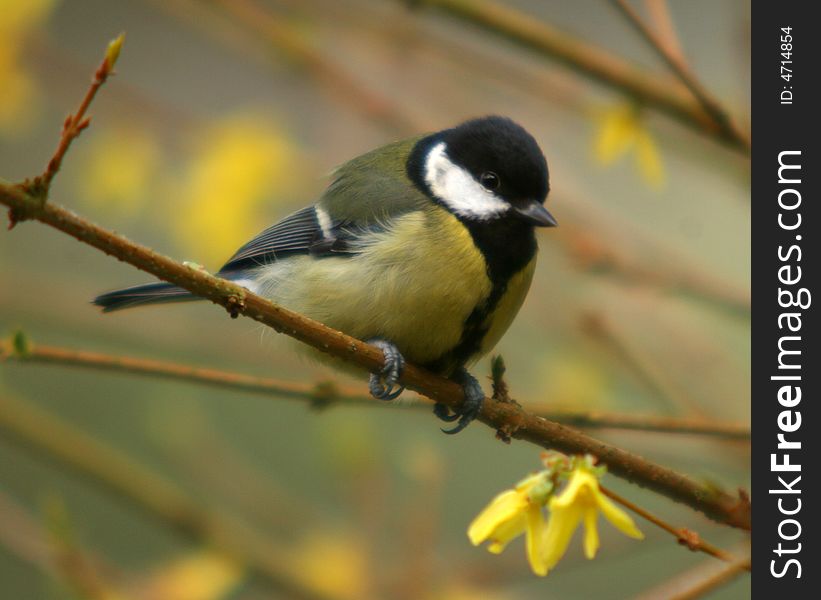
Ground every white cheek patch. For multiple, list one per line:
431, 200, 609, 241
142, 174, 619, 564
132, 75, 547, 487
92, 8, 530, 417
424, 142, 509, 221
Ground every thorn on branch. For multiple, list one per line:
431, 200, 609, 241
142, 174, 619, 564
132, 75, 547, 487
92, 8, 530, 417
225, 294, 246, 319
495, 426, 513, 444
676, 527, 703, 552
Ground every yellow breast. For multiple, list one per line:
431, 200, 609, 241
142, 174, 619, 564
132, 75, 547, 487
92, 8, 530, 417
476, 257, 536, 359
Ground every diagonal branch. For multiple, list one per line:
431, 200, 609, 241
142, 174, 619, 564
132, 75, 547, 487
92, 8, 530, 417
0, 40, 750, 531
609, 0, 750, 151
601, 486, 748, 568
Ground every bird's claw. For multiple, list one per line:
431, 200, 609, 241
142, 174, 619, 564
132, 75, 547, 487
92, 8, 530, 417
434, 368, 484, 434
367, 339, 406, 401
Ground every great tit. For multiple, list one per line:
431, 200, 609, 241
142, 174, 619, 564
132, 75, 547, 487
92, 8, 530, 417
94, 116, 556, 433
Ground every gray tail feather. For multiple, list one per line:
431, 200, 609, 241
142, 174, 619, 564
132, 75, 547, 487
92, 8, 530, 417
93, 282, 196, 313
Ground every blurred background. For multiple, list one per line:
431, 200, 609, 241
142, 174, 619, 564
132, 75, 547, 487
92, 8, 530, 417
1, 0, 750, 598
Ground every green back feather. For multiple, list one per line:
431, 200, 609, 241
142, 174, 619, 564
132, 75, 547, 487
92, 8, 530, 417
320, 136, 429, 224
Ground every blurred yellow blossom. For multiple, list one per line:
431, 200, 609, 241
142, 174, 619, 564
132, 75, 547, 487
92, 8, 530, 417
541, 466, 643, 571
139, 549, 243, 600
434, 582, 513, 600
173, 112, 299, 265
469, 455, 643, 576
77, 127, 162, 215
0, 0, 58, 135
540, 355, 608, 412
286, 531, 369, 600
592, 103, 665, 189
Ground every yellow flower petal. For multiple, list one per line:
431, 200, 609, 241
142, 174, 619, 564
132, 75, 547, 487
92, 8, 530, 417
550, 469, 596, 509
593, 106, 637, 165
635, 131, 665, 189
582, 508, 600, 559
525, 505, 548, 576
592, 102, 665, 189
468, 489, 526, 546
595, 493, 644, 540
541, 501, 583, 571
486, 511, 527, 554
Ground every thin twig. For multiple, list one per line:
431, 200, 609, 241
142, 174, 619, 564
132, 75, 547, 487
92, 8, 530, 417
634, 549, 751, 600
35, 34, 125, 195
609, 0, 750, 151
536, 409, 749, 440
0, 40, 750, 531
409, 0, 749, 153
669, 557, 751, 600
0, 340, 750, 440
0, 340, 368, 407
601, 486, 746, 568
644, 0, 684, 62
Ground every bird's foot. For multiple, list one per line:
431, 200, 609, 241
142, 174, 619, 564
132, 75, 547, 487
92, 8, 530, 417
367, 338, 406, 401
433, 368, 484, 434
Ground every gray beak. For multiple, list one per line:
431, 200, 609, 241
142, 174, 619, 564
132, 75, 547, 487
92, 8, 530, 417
514, 201, 557, 227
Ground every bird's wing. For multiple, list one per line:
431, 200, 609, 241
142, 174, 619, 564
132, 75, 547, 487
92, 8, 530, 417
217, 205, 324, 273
218, 136, 430, 275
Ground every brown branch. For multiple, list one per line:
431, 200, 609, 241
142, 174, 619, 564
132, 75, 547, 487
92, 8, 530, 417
34, 34, 125, 195
0, 40, 750, 531
635, 550, 751, 600
537, 409, 749, 440
609, 0, 750, 151
409, 0, 749, 153
0, 392, 335, 600
669, 556, 751, 600
0, 340, 750, 440
0, 339, 370, 408
601, 486, 747, 568
644, 0, 685, 62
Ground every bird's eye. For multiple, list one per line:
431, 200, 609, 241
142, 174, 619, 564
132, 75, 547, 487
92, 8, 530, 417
480, 171, 500, 190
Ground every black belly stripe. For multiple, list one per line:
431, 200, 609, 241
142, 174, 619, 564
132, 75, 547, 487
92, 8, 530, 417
424, 216, 537, 375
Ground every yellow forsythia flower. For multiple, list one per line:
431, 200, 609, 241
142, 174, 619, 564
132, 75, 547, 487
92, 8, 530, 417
541, 468, 643, 571
469, 456, 643, 576
468, 471, 553, 575
592, 103, 665, 189
140, 549, 243, 600
77, 127, 162, 215
286, 531, 370, 600
173, 112, 299, 265
0, 0, 58, 135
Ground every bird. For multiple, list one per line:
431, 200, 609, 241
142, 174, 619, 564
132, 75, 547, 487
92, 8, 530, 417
94, 116, 556, 433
